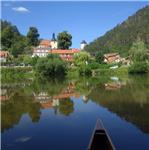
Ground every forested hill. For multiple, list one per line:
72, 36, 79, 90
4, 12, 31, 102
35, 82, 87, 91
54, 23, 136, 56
84, 6, 149, 56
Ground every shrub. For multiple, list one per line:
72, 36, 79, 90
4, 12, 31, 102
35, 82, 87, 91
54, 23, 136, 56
35, 56, 68, 78
89, 61, 100, 69
128, 62, 149, 74
78, 65, 92, 76
95, 51, 104, 63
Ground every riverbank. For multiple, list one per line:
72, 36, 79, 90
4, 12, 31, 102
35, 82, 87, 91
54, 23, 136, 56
1, 65, 148, 82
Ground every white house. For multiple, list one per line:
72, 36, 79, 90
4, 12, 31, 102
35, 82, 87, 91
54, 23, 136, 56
32, 33, 58, 57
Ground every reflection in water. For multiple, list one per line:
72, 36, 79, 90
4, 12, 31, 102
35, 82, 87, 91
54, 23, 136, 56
15, 136, 32, 143
1, 76, 149, 149
89, 76, 149, 133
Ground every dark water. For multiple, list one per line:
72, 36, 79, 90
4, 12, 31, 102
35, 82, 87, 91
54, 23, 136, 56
1, 76, 149, 150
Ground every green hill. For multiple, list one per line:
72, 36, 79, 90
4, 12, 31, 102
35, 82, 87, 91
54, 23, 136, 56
85, 6, 149, 56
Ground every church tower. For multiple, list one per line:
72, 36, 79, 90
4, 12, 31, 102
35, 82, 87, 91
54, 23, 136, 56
80, 40, 87, 50
51, 33, 58, 49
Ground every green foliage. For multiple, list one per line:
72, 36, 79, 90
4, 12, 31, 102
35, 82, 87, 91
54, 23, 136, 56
1, 67, 32, 80
78, 65, 92, 76
22, 55, 32, 65
9, 36, 28, 57
27, 27, 39, 46
95, 51, 104, 63
128, 62, 149, 74
1, 20, 20, 50
85, 6, 149, 56
47, 53, 60, 59
35, 55, 68, 78
74, 51, 91, 67
57, 31, 72, 49
30, 55, 39, 66
89, 61, 100, 69
129, 38, 148, 62
1, 20, 32, 56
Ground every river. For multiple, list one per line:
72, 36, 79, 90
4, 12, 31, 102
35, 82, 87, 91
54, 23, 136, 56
1, 75, 149, 150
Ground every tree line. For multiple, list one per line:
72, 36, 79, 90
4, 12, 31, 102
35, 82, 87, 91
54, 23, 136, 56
1, 20, 72, 57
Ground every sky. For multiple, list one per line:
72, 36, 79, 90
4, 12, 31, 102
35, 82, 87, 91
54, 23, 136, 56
1, 1, 149, 48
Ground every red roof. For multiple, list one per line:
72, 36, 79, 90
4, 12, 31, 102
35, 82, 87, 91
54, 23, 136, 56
39, 40, 51, 47
50, 49, 79, 54
104, 53, 119, 58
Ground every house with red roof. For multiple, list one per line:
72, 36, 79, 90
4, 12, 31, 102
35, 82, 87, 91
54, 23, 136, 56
50, 49, 80, 62
32, 33, 58, 57
0, 51, 9, 62
104, 53, 121, 64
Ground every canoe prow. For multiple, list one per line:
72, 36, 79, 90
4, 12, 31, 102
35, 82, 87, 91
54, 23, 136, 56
88, 119, 116, 150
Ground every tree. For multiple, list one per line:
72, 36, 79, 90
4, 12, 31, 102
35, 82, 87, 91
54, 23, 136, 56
35, 55, 68, 78
1, 20, 31, 56
22, 55, 32, 65
95, 51, 104, 63
1, 20, 20, 50
129, 38, 147, 62
57, 31, 72, 49
74, 51, 91, 67
128, 62, 149, 74
27, 27, 39, 46
9, 36, 28, 57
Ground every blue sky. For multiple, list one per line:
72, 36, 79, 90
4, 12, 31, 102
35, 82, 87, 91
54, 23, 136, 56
1, 1, 149, 48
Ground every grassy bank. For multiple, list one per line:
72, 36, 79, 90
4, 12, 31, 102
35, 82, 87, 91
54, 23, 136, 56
1, 65, 129, 82
1, 67, 34, 81
95, 66, 128, 77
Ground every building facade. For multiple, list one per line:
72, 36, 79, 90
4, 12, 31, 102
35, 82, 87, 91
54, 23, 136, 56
104, 53, 121, 64
32, 33, 58, 57
50, 49, 80, 62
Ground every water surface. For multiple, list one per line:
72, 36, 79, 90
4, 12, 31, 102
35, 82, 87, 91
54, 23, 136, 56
1, 76, 149, 150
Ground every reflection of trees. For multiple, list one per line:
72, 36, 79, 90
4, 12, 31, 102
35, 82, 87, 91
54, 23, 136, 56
58, 98, 74, 116
31, 77, 68, 96
1, 89, 41, 133
89, 77, 149, 133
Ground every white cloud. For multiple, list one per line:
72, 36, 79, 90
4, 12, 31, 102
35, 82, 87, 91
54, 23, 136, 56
12, 7, 30, 13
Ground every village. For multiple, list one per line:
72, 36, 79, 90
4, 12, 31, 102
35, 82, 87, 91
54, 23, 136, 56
0, 33, 131, 66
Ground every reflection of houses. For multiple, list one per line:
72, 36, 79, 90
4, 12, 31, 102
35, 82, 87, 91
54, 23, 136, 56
0, 51, 9, 62
105, 81, 126, 90
104, 53, 121, 64
105, 83, 122, 90
0, 89, 9, 101
34, 83, 80, 109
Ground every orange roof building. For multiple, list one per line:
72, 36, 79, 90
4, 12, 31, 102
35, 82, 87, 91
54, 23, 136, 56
32, 33, 58, 57
0, 51, 9, 57
0, 51, 9, 62
104, 53, 121, 64
50, 49, 80, 62
39, 40, 51, 48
